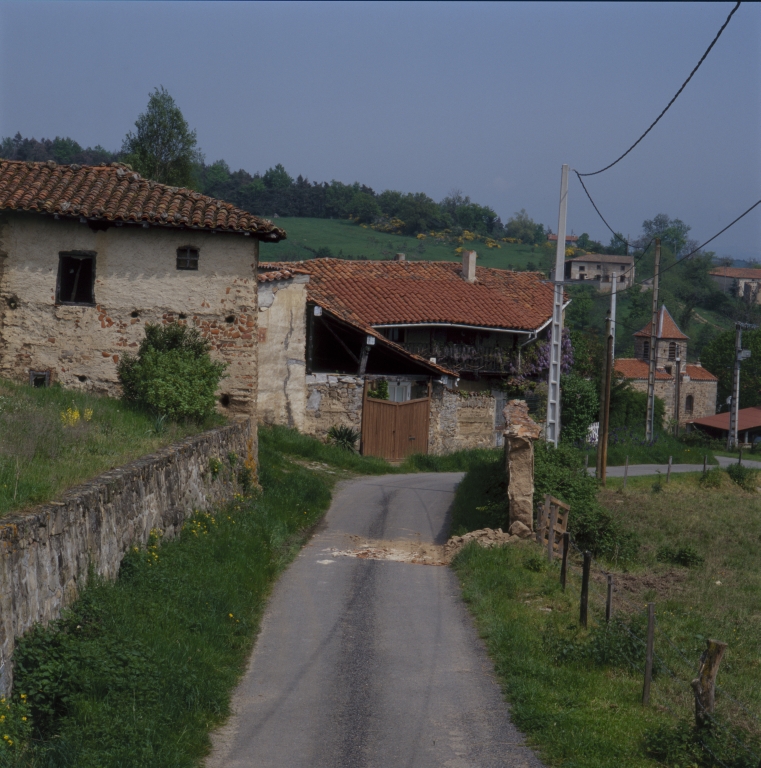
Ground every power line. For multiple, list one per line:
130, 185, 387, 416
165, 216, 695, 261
577, 2, 741, 177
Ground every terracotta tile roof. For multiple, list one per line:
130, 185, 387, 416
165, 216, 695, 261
0, 160, 286, 240
548, 234, 578, 242
689, 406, 761, 432
634, 305, 688, 340
257, 268, 309, 283
261, 258, 559, 332
614, 358, 673, 380
684, 364, 718, 382
709, 267, 761, 280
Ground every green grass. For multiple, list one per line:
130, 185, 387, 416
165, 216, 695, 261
452, 455, 761, 767
5, 429, 341, 767
583, 429, 718, 467
259, 217, 547, 270
0, 379, 222, 517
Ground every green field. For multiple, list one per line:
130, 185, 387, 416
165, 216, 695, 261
260, 217, 548, 270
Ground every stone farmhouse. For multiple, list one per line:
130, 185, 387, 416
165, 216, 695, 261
256, 251, 562, 458
563, 253, 635, 292
614, 305, 717, 425
709, 265, 761, 305
0, 159, 285, 420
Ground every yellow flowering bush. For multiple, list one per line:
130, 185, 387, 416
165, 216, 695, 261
60, 406, 81, 427
0, 692, 32, 756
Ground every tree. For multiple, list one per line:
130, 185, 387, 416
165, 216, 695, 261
506, 209, 545, 244
262, 163, 293, 190
639, 214, 693, 258
349, 191, 381, 223
122, 86, 203, 188
701, 329, 761, 409
560, 374, 599, 444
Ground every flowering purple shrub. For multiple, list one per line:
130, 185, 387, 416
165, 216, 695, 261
501, 329, 573, 395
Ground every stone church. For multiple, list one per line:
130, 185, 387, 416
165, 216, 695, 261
614, 305, 718, 426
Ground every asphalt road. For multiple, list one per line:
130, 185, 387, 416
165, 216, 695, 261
590, 455, 761, 478
206, 472, 543, 768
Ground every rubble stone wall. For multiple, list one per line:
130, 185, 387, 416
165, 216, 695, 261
428, 385, 498, 454
627, 378, 717, 425
0, 419, 253, 698
304, 374, 364, 440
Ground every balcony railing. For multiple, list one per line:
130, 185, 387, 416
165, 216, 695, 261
401, 342, 516, 374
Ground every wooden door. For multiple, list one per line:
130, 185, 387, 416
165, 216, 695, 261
362, 394, 430, 460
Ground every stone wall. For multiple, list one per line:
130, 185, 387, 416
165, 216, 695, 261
304, 374, 364, 440
428, 384, 498, 454
627, 378, 717, 425
257, 275, 308, 431
0, 418, 253, 697
0, 212, 259, 419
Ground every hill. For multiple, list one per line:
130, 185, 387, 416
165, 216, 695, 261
260, 217, 549, 270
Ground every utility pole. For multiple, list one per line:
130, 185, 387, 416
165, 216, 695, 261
645, 239, 661, 442
674, 356, 682, 438
600, 310, 614, 486
610, 270, 617, 360
546, 163, 569, 447
727, 322, 755, 450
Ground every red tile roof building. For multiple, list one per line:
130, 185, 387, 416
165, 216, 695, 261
709, 266, 761, 306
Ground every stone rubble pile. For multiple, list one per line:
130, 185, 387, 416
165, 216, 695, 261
444, 527, 524, 560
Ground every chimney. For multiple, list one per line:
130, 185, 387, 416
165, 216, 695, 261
394, 253, 406, 262
462, 250, 477, 283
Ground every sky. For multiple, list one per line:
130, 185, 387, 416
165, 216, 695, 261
1, 1, 759, 259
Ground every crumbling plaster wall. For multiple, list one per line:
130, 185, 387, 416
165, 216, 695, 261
256, 276, 308, 431
304, 374, 364, 439
428, 384, 497, 454
0, 212, 259, 418
0, 419, 253, 698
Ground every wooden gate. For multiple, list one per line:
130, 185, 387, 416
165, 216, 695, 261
361, 390, 431, 461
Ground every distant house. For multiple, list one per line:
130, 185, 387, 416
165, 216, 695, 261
614, 305, 717, 426
548, 233, 579, 246
688, 407, 761, 446
0, 159, 285, 419
709, 266, 761, 304
563, 253, 635, 292
256, 251, 565, 458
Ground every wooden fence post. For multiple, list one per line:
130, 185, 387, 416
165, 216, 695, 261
691, 639, 728, 728
667, 455, 672, 483
580, 551, 591, 628
547, 504, 558, 563
606, 575, 613, 622
642, 602, 655, 705
623, 455, 629, 490
560, 532, 569, 591
703, 455, 707, 475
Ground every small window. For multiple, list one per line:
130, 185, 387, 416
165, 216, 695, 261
685, 395, 694, 415
643, 340, 650, 360
384, 327, 404, 343
668, 342, 677, 360
176, 246, 199, 271
578, 265, 585, 271
29, 370, 50, 388
57, 252, 95, 305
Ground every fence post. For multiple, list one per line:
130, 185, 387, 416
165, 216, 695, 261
703, 455, 707, 475
584, 454, 589, 470
623, 455, 629, 490
691, 639, 728, 728
667, 455, 672, 483
560, 532, 570, 591
547, 504, 558, 563
606, 574, 613, 622
642, 602, 655, 705
580, 551, 591, 628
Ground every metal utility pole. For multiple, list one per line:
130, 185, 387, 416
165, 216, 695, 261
727, 322, 755, 450
645, 239, 661, 442
600, 311, 614, 486
546, 163, 569, 447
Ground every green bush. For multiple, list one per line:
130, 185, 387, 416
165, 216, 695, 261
656, 544, 705, 568
367, 379, 389, 400
608, 381, 665, 431
534, 441, 638, 561
726, 462, 758, 492
117, 323, 227, 422
700, 467, 723, 488
327, 425, 360, 452
559, 374, 598, 444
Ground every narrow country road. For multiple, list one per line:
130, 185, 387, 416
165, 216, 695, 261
591, 455, 761, 478
207, 472, 544, 768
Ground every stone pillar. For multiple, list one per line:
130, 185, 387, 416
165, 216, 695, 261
504, 400, 541, 538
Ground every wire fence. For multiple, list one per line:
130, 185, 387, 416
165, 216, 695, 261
556, 532, 761, 766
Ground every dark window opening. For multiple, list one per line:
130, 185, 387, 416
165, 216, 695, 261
685, 395, 694, 414
220, 394, 231, 407
643, 340, 650, 360
383, 327, 405, 343
29, 371, 50, 388
668, 342, 677, 360
57, 253, 95, 305
177, 246, 199, 270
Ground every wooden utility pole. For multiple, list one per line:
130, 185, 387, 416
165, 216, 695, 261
600, 311, 614, 486
610, 270, 618, 359
674, 356, 682, 437
645, 240, 661, 442
546, 164, 569, 447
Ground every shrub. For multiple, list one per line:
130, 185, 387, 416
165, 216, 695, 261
117, 323, 227, 422
656, 544, 705, 568
726, 462, 758, 492
559, 374, 599, 444
700, 467, 723, 488
327, 425, 360, 452
367, 379, 389, 400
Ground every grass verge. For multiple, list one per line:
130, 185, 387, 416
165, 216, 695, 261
0, 379, 222, 517
452, 454, 761, 767
583, 429, 717, 467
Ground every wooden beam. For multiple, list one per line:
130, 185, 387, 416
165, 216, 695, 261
319, 317, 360, 364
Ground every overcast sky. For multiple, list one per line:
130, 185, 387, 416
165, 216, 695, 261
1, 1, 759, 258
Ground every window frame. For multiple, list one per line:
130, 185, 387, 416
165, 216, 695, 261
176, 245, 200, 271
685, 394, 694, 414
29, 370, 50, 388
56, 251, 96, 306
